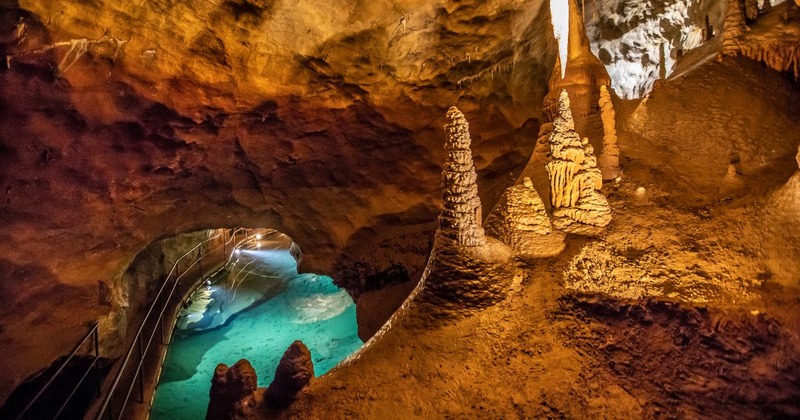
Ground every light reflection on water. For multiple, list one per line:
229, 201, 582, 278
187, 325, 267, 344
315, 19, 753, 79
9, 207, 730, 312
150, 242, 362, 420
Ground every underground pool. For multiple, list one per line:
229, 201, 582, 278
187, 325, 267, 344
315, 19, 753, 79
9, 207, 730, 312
150, 230, 363, 419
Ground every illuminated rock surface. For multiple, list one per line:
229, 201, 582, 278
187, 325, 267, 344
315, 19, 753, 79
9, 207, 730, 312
546, 90, 611, 234
597, 85, 620, 181
0, 0, 800, 418
721, 0, 800, 79
206, 360, 261, 420
485, 177, 565, 258
413, 107, 517, 320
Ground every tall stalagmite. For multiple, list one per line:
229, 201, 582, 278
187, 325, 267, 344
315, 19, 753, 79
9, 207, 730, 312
518, 0, 614, 206
546, 90, 611, 235
597, 85, 620, 180
439, 107, 488, 249
412, 107, 516, 321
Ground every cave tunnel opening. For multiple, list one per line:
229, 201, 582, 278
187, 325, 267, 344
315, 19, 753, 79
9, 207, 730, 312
148, 228, 363, 420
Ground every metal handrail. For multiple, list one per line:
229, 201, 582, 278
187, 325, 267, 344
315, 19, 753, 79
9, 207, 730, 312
96, 228, 254, 419
15, 322, 100, 420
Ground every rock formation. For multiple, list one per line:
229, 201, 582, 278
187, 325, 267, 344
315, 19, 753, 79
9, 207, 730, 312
546, 90, 612, 235
745, 0, 760, 21
721, 0, 800, 79
438, 107, 488, 249
207, 359, 261, 420
722, 0, 747, 55
796, 144, 800, 168
265, 340, 315, 407
485, 177, 566, 258
597, 85, 620, 181
413, 108, 516, 320
540, 0, 612, 188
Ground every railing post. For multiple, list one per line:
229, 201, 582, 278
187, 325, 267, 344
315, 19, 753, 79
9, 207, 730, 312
159, 293, 165, 345
94, 327, 101, 397
198, 243, 203, 279
137, 335, 145, 404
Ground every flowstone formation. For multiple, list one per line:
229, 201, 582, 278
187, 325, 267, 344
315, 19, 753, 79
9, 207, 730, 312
721, 0, 800, 79
413, 107, 516, 321
597, 85, 620, 181
485, 177, 566, 258
545, 91, 612, 235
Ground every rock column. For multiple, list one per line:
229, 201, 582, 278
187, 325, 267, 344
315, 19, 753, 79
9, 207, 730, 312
206, 360, 260, 420
439, 107, 487, 249
722, 0, 747, 55
597, 85, 620, 180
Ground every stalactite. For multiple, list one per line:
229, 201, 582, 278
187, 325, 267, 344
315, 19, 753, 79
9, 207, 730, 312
597, 85, 620, 181
738, 43, 800, 79
720, 0, 800, 79
440, 107, 487, 248
545, 90, 611, 235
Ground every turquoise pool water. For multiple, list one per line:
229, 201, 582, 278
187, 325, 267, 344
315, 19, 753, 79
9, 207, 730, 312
150, 239, 362, 419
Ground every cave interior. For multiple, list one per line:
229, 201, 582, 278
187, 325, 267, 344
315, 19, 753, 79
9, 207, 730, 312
1, 0, 800, 418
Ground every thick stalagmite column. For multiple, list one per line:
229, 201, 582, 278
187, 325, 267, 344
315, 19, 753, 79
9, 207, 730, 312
597, 85, 620, 180
440, 107, 488, 249
409, 107, 516, 323
546, 90, 611, 235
